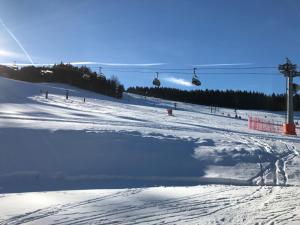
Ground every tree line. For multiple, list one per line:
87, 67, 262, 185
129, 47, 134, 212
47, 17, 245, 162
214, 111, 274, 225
1, 63, 299, 110
127, 86, 300, 111
0, 64, 124, 98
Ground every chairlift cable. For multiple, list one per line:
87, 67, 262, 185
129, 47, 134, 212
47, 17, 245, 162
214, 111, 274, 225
99, 69, 280, 76
89, 66, 277, 70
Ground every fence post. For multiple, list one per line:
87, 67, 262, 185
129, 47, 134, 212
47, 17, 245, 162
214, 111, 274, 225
248, 116, 252, 129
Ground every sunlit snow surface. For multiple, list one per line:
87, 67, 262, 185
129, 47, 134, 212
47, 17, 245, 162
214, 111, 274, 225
1, 186, 300, 225
0, 77, 300, 224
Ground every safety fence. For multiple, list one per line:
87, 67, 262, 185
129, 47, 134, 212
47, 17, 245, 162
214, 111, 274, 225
248, 116, 283, 134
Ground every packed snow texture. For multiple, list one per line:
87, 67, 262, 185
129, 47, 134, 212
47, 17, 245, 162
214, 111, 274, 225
0, 76, 300, 224
1, 186, 300, 225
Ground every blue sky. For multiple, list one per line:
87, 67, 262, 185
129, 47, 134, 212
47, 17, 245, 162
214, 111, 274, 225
0, 0, 300, 93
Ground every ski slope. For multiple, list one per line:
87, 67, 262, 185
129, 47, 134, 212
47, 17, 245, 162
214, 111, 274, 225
1, 186, 300, 225
0, 76, 300, 224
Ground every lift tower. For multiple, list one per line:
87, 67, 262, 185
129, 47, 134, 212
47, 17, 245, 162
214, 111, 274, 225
278, 58, 300, 135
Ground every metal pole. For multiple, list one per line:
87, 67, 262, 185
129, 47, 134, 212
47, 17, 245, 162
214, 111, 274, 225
278, 58, 297, 135
287, 76, 294, 124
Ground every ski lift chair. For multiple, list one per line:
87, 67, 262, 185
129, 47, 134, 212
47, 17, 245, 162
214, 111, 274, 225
192, 75, 201, 86
192, 68, 201, 86
153, 72, 161, 87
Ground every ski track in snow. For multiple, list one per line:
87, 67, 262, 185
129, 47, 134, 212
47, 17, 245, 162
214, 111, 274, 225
221, 132, 298, 185
0, 186, 300, 225
0, 77, 300, 224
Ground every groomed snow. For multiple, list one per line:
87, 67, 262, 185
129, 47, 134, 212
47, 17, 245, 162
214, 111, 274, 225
1, 186, 300, 225
0, 76, 300, 224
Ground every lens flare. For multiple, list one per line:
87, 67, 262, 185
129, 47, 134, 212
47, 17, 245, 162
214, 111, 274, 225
0, 18, 34, 65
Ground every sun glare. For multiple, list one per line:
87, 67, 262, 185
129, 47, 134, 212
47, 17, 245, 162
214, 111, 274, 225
0, 49, 20, 58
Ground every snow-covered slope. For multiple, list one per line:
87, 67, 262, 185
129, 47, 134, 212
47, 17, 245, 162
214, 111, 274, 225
1, 186, 300, 225
0, 76, 300, 224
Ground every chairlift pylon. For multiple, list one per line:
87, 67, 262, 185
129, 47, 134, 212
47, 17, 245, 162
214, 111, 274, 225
153, 72, 161, 87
